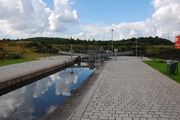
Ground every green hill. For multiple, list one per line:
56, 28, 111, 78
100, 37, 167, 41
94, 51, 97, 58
0, 36, 179, 61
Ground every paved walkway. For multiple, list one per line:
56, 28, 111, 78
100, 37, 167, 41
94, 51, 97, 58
70, 56, 180, 120
0, 56, 74, 80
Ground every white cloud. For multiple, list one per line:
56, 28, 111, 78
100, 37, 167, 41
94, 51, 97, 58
0, 0, 50, 33
0, 88, 25, 118
48, 0, 78, 32
52, 70, 79, 96
72, 0, 180, 41
152, 0, 180, 38
72, 19, 156, 40
0, 0, 78, 38
0, 84, 36, 119
0, 0, 179, 41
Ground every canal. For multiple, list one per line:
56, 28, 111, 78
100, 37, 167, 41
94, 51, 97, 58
0, 63, 95, 120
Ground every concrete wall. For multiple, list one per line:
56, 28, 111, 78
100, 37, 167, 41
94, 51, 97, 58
0, 59, 76, 93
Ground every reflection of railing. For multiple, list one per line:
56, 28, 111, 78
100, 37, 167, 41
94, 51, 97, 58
69, 62, 95, 70
79, 50, 108, 69
59, 50, 108, 69
81, 50, 108, 61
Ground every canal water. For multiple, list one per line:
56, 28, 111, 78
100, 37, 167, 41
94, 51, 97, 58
0, 64, 94, 120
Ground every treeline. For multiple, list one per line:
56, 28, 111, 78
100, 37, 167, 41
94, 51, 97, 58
1, 36, 179, 60
19, 36, 173, 46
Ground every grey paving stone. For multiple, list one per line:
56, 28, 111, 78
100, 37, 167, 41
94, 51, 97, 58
140, 118, 147, 120
103, 113, 112, 117
142, 114, 153, 118
80, 118, 91, 120
109, 116, 116, 120
84, 112, 93, 116
70, 116, 81, 120
115, 117, 123, 120
122, 117, 133, 120
98, 116, 109, 119
146, 118, 158, 120
88, 115, 98, 119
133, 118, 140, 120
69, 57, 180, 120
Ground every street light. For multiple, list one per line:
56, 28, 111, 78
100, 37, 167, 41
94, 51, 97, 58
111, 29, 113, 54
135, 40, 137, 57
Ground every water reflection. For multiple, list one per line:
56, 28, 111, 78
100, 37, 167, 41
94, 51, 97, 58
51, 70, 79, 96
0, 68, 94, 120
73, 62, 101, 69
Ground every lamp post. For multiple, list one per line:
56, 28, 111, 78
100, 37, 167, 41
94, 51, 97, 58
135, 40, 137, 57
111, 29, 113, 54
70, 45, 73, 59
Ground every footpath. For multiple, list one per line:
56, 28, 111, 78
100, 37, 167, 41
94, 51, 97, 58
0, 56, 76, 91
0, 56, 73, 80
69, 56, 180, 120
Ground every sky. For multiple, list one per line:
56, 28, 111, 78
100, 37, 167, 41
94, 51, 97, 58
0, 0, 180, 41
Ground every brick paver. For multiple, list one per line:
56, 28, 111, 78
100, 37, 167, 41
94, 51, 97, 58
70, 57, 180, 120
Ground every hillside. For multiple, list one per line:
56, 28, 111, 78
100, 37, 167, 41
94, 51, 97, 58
0, 37, 179, 61
20, 36, 173, 46
0, 40, 47, 60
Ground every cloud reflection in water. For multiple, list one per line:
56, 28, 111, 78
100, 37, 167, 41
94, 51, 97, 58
0, 68, 93, 120
52, 70, 79, 96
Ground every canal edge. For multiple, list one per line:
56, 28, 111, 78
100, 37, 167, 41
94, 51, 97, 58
46, 60, 109, 120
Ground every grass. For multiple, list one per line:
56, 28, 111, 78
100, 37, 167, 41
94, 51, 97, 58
0, 41, 48, 59
144, 59, 180, 83
0, 58, 37, 66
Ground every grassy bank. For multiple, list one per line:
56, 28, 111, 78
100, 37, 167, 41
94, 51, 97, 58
0, 58, 37, 66
144, 59, 180, 83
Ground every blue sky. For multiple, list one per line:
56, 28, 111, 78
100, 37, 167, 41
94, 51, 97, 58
0, 0, 179, 41
72, 0, 153, 24
43, 0, 54, 9
43, 0, 153, 25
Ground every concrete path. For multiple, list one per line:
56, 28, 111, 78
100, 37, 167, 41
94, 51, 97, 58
0, 56, 74, 80
70, 56, 180, 120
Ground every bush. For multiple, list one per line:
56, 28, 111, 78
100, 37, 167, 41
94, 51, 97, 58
0, 52, 22, 60
11, 53, 22, 59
